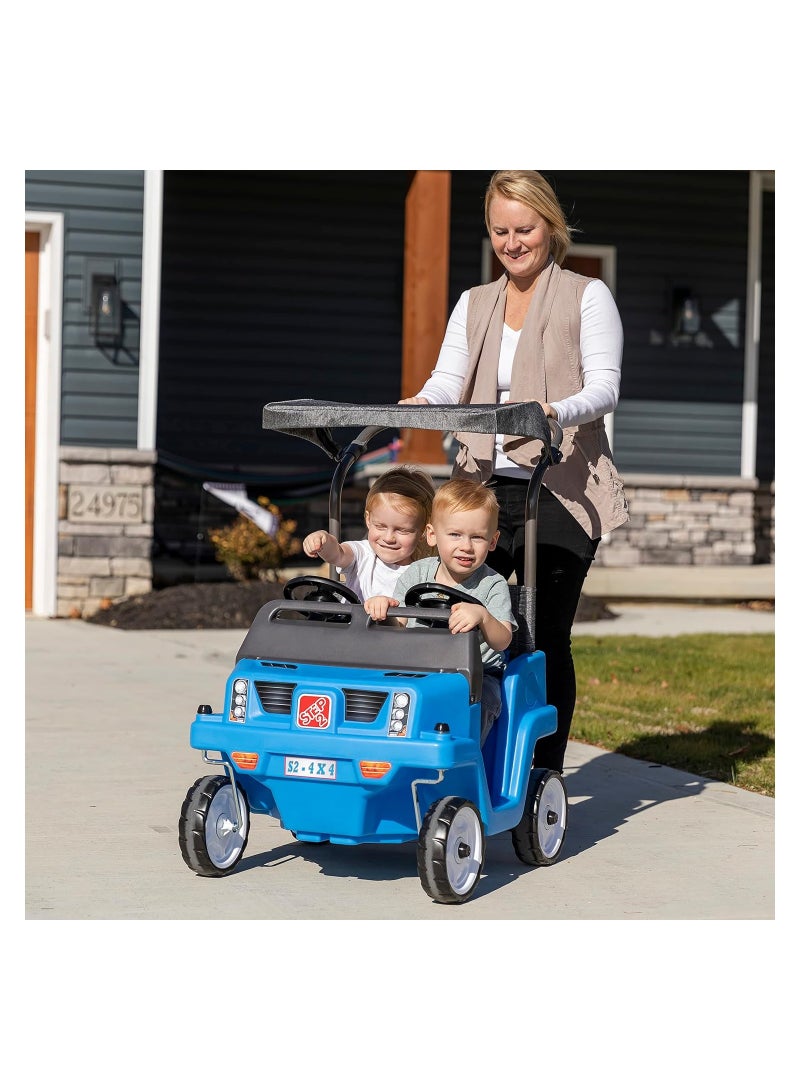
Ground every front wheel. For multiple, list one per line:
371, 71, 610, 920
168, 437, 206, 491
417, 796, 484, 904
179, 774, 250, 877
511, 768, 568, 866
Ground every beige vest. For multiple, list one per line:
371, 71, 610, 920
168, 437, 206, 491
452, 261, 629, 539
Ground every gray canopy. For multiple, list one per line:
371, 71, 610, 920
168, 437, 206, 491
261, 399, 554, 456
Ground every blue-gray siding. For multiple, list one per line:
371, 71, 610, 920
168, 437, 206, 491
757, 188, 774, 481
25, 170, 145, 448
156, 170, 411, 476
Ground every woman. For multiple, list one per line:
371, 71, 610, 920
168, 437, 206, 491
401, 169, 628, 773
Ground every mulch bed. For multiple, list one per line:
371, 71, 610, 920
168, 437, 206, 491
85, 580, 618, 630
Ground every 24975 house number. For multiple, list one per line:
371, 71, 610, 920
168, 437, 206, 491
67, 485, 144, 525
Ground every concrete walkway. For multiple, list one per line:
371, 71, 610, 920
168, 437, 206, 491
24, 610, 774, 920
573, 600, 775, 636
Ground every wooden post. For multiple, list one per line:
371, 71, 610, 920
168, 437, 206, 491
401, 171, 451, 466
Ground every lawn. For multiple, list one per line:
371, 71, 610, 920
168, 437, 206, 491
570, 633, 775, 796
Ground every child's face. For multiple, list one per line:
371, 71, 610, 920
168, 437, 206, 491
426, 504, 499, 584
365, 495, 424, 566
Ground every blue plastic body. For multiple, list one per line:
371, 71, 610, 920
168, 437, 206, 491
189, 617, 557, 844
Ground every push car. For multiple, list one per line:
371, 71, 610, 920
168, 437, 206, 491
179, 400, 567, 904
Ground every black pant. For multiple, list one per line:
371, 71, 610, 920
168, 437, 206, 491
487, 477, 599, 773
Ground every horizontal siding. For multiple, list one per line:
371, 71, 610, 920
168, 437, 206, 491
25, 170, 145, 448
756, 188, 774, 482
156, 170, 410, 474
613, 401, 741, 475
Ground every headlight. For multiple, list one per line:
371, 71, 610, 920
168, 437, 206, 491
230, 678, 248, 720
389, 691, 411, 736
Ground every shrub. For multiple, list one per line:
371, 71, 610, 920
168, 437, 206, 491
208, 497, 301, 582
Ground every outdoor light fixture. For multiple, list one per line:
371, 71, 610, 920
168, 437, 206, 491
90, 273, 122, 343
671, 286, 701, 340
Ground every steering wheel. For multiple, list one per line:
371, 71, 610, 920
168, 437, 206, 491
283, 575, 360, 622
284, 575, 360, 605
403, 582, 483, 628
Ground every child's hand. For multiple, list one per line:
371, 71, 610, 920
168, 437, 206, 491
303, 531, 329, 558
448, 602, 485, 634
364, 595, 398, 621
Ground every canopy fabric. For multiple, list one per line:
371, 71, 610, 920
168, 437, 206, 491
261, 399, 553, 457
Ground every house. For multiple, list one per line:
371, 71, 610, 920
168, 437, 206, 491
25, 170, 775, 618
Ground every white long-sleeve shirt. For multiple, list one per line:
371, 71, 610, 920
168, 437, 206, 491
415, 279, 623, 475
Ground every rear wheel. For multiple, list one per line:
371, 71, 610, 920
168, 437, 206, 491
511, 768, 567, 866
417, 796, 484, 904
179, 775, 249, 877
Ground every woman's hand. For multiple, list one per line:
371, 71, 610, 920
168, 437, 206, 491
507, 398, 556, 419
398, 396, 430, 405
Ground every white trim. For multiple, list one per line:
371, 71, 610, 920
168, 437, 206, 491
741, 170, 774, 478
25, 211, 64, 618
138, 170, 163, 451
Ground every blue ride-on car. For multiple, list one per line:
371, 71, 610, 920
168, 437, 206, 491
178, 400, 567, 904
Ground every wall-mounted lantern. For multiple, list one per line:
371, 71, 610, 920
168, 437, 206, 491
671, 286, 701, 341
90, 273, 122, 343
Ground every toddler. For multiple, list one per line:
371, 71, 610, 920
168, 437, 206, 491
365, 478, 516, 745
303, 465, 435, 600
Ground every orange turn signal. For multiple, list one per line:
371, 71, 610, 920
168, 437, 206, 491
231, 751, 259, 770
359, 760, 392, 779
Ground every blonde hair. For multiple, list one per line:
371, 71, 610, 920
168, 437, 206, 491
365, 465, 436, 561
484, 170, 573, 265
431, 479, 499, 534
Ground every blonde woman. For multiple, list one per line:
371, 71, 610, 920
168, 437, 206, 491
401, 170, 628, 773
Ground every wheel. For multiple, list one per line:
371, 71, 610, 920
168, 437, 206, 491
178, 774, 250, 877
283, 575, 360, 605
404, 582, 483, 628
511, 768, 568, 866
417, 796, 484, 904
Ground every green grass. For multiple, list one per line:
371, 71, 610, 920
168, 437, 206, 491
571, 633, 775, 796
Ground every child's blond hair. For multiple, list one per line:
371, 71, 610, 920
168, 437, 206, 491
431, 478, 500, 533
365, 465, 437, 561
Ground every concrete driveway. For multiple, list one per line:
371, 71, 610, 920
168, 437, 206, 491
25, 615, 774, 920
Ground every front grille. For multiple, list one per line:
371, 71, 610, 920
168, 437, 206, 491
254, 681, 296, 714
343, 689, 388, 723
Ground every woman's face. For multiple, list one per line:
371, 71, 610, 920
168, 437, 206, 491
488, 196, 552, 283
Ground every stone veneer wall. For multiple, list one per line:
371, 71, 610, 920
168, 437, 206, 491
591, 474, 774, 567
57, 447, 155, 618
353, 468, 774, 568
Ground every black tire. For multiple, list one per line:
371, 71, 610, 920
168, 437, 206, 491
417, 796, 484, 904
178, 774, 250, 877
511, 768, 568, 866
